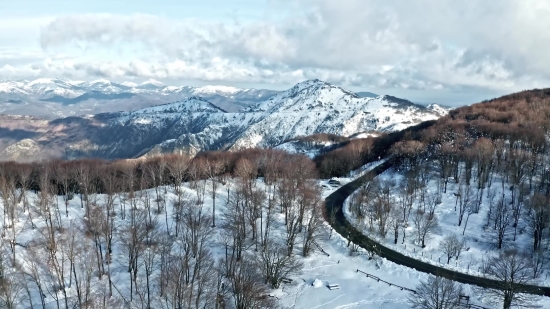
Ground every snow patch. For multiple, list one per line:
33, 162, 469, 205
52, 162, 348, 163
312, 278, 324, 288
194, 85, 244, 95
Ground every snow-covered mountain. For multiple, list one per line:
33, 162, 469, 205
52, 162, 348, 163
0, 78, 280, 118
230, 80, 443, 149
0, 79, 450, 161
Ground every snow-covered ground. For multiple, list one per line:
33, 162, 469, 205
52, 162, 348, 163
344, 164, 550, 290
308, 174, 550, 309
3, 160, 549, 308
274, 140, 336, 159
282, 180, 440, 309
6, 176, 414, 308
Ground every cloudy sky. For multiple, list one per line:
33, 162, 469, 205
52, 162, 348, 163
1, 0, 549, 105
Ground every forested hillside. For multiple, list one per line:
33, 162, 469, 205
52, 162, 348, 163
342, 88, 550, 309
0, 149, 330, 308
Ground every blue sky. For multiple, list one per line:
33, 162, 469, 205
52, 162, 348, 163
1, 0, 550, 105
2, 0, 262, 16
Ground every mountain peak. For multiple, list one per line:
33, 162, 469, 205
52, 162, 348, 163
380, 95, 421, 108
426, 103, 452, 116
139, 79, 164, 88
89, 79, 111, 85
193, 85, 244, 95
248, 79, 359, 113
293, 78, 328, 89
120, 81, 138, 88
126, 96, 227, 116
27, 78, 65, 87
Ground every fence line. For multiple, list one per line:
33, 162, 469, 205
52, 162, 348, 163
312, 239, 330, 256
355, 269, 416, 293
355, 269, 491, 309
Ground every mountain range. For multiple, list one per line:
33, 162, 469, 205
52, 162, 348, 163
0, 78, 279, 118
0, 79, 449, 161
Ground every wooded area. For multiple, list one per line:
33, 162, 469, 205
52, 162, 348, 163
348, 88, 550, 309
0, 148, 328, 308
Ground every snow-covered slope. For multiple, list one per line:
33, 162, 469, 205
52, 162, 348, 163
0, 79, 450, 161
426, 103, 451, 115
0, 139, 41, 161
231, 80, 445, 149
0, 78, 280, 117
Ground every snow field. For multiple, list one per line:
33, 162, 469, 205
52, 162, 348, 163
343, 163, 550, 307
5, 158, 547, 308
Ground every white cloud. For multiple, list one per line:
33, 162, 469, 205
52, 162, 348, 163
2, 0, 550, 100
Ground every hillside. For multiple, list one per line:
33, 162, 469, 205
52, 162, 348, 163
314, 88, 550, 179
0, 79, 448, 161
330, 88, 550, 308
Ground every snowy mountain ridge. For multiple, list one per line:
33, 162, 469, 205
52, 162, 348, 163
0, 77, 280, 117
0, 79, 450, 161
231, 80, 447, 150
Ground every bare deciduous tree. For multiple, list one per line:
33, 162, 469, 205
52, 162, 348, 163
256, 241, 302, 288
413, 209, 438, 248
490, 197, 511, 250
482, 250, 539, 309
408, 275, 462, 309
302, 188, 324, 256
204, 159, 224, 227
440, 234, 465, 264
525, 193, 550, 251
226, 254, 275, 309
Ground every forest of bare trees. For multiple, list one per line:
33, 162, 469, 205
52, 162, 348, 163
349, 89, 550, 309
0, 148, 328, 308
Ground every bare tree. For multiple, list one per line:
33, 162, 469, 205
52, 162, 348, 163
366, 179, 394, 238
261, 187, 277, 251
204, 159, 224, 227
439, 234, 465, 264
139, 217, 160, 309
256, 241, 302, 288
408, 275, 462, 309
388, 207, 403, 245
120, 160, 138, 220
0, 170, 23, 267
119, 208, 151, 301
413, 209, 438, 248
226, 254, 275, 309
162, 237, 217, 309
525, 193, 550, 251
181, 200, 214, 259
457, 185, 473, 226
482, 250, 539, 309
244, 185, 264, 249
426, 189, 441, 220
530, 250, 546, 279
0, 245, 27, 309
302, 188, 324, 256
167, 154, 190, 202
75, 160, 92, 216
222, 188, 248, 265
144, 157, 163, 214
490, 197, 512, 250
